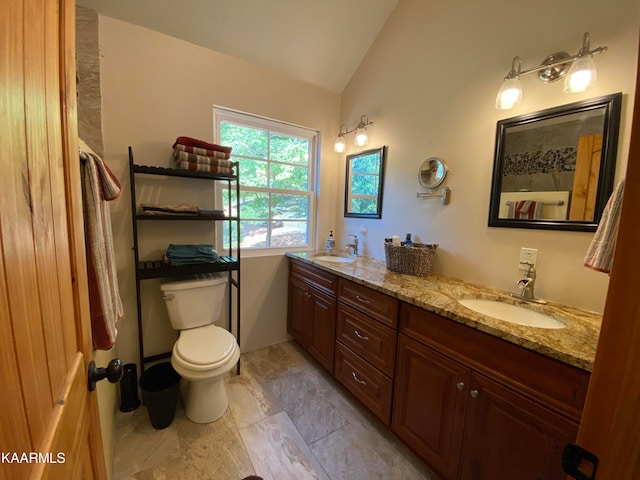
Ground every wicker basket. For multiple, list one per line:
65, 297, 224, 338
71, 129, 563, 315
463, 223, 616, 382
384, 242, 438, 276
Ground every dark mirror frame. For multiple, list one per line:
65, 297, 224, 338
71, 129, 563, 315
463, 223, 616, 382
344, 146, 387, 219
488, 93, 622, 232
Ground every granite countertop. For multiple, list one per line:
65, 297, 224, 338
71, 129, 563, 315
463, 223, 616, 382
286, 251, 602, 372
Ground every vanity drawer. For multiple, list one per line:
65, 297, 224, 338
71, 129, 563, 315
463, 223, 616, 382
336, 303, 397, 378
338, 278, 398, 328
334, 342, 393, 425
289, 259, 337, 296
399, 302, 590, 421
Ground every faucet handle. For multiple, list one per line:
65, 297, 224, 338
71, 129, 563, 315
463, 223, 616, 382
348, 234, 358, 244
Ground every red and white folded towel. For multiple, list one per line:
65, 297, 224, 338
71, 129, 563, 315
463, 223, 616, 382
172, 136, 232, 155
176, 160, 235, 175
174, 144, 231, 160
172, 150, 234, 167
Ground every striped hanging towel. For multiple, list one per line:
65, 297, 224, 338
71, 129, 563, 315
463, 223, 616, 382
584, 179, 625, 274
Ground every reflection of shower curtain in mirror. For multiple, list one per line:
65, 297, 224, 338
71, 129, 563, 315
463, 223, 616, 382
569, 133, 602, 221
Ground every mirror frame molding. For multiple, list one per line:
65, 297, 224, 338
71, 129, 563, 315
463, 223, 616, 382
344, 146, 387, 219
488, 92, 622, 232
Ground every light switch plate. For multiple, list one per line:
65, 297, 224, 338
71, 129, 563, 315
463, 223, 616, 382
519, 247, 538, 270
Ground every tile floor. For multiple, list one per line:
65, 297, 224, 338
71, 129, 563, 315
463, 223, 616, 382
112, 341, 439, 480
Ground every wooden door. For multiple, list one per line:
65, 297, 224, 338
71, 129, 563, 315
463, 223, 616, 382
569, 133, 603, 221
0, 1, 107, 479
287, 276, 312, 347
572, 39, 640, 478
307, 289, 336, 373
459, 373, 577, 480
391, 334, 469, 480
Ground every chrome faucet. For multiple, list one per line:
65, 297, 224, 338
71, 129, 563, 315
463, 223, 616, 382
511, 263, 547, 304
346, 234, 359, 256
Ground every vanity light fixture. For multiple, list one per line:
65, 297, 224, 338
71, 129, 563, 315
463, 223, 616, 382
496, 32, 608, 110
334, 115, 374, 152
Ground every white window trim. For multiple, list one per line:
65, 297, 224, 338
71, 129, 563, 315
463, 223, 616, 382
213, 106, 318, 257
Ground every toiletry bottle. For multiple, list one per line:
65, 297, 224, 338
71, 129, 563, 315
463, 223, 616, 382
405, 233, 413, 247
326, 231, 336, 252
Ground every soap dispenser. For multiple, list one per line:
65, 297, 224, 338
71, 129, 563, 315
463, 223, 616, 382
326, 231, 336, 252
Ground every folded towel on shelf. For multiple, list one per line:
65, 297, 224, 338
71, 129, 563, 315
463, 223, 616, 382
172, 150, 234, 166
584, 179, 625, 274
172, 136, 232, 155
164, 244, 220, 266
199, 209, 226, 218
176, 160, 235, 176
173, 144, 231, 160
140, 203, 200, 216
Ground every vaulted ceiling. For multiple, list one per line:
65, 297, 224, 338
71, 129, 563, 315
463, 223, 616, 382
76, 0, 399, 93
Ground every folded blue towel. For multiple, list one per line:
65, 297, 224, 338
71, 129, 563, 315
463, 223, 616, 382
165, 244, 219, 266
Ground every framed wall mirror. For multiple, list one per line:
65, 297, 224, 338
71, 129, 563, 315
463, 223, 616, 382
345, 146, 387, 218
488, 93, 622, 231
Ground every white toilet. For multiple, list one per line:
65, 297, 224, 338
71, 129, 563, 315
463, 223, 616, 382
160, 273, 240, 423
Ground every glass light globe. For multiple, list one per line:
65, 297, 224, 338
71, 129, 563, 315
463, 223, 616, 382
334, 136, 346, 153
495, 77, 522, 109
354, 128, 368, 146
564, 56, 597, 93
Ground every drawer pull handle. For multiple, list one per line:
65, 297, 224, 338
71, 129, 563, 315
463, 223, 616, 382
456, 381, 465, 390
355, 294, 371, 304
354, 330, 369, 341
351, 371, 367, 385
305, 293, 312, 298
470, 389, 479, 398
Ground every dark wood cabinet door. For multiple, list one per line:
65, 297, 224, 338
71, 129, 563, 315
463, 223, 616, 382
459, 372, 578, 480
287, 276, 312, 346
308, 288, 337, 373
391, 334, 470, 479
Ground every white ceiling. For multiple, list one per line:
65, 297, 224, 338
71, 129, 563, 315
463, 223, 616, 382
76, 0, 399, 93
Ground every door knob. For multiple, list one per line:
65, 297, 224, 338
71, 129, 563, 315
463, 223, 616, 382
88, 358, 123, 391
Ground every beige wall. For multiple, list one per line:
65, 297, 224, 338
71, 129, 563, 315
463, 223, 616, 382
96, 16, 342, 369
76, 7, 116, 480
338, 0, 639, 313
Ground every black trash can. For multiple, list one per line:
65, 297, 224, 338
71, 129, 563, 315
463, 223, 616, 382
139, 362, 181, 429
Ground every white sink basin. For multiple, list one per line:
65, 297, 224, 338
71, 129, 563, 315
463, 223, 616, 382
457, 298, 566, 329
314, 255, 356, 264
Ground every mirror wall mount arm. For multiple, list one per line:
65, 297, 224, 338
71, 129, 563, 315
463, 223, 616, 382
417, 186, 451, 205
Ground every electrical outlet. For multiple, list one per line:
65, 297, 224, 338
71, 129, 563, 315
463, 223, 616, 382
519, 247, 538, 270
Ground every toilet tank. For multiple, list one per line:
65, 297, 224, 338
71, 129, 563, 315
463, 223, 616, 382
160, 273, 227, 330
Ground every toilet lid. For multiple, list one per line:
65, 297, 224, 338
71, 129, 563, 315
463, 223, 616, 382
175, 325, 237, 368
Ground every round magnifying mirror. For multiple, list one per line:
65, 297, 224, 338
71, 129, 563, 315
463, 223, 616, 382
418, 157, 447, 188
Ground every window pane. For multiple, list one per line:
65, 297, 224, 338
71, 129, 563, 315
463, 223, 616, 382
272, 193, 309, 219
239, 158, 268, 188
220, 122, 268, 159
351, 153, 380, 174
222, 188, 237, 217
270, 163, 309, 191
239, 191, 269, 219
351, 198, 378, 215
270, 220, 308, 247
240, 221, 268, 248
270, 134, 309, 165
351, 173, 379, 196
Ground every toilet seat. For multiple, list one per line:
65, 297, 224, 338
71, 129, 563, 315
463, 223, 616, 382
173, 325, 237, 371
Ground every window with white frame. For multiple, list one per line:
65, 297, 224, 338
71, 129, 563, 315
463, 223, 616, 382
214, 108, 317, 251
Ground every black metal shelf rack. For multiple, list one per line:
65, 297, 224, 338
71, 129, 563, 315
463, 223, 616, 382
128, 147, 241, 373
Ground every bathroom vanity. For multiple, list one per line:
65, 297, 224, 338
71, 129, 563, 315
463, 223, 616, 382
286, 252, 600, 480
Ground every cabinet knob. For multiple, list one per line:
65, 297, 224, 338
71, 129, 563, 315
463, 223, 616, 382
456, 381, 465, 390
470, 389, 479, 398
355, 294, 371, 304
351, 371, 367, 385
354, 330, 370, 341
